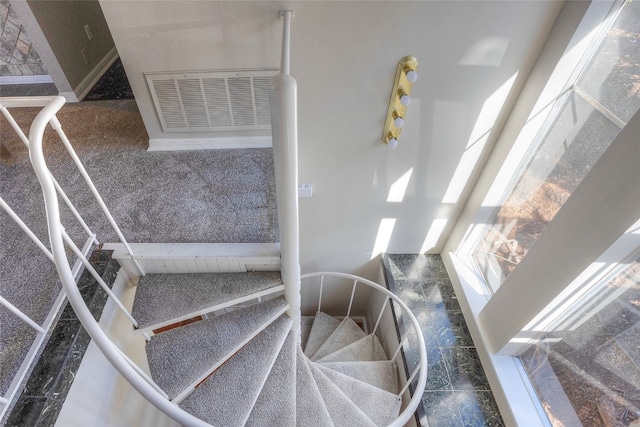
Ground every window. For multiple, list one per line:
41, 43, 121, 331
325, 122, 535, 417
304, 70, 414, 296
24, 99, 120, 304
472, 0, 640, 293
521, 249, 640, 425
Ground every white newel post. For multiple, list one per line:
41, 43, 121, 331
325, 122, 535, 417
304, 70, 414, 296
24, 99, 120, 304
271, 10, 301, 336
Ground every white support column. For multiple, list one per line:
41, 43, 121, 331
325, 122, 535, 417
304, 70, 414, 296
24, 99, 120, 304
271, 10, 301, 335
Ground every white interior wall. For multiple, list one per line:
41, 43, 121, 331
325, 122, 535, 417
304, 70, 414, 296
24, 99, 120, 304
97, 1, 280, 143
97, 1, 564, 280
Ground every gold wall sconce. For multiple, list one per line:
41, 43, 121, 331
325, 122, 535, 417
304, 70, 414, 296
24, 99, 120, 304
382, 56, 418, 149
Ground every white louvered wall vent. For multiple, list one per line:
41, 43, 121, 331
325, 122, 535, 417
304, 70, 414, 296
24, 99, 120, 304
145, 69, 278, 132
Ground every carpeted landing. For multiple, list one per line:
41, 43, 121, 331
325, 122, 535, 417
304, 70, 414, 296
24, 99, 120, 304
0, 99, 278, 398
134, 272, 402, 426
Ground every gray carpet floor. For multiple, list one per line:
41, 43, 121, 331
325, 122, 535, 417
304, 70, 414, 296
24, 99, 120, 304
0, 99, 277, 397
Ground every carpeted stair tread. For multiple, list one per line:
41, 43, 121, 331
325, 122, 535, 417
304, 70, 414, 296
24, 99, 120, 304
300, 316, 314, 351
319, 361, 398, 393
296, 348, 334, 427
317, 364, 401, 427
146, 296, 287, 399
316, 334, 387, 363
311, 318, 366, 361
132, 272, 282, 329
179, 315, 291, 426
245, 332, 297, 426
308, 362, 377, 427
305, 312, 341, 357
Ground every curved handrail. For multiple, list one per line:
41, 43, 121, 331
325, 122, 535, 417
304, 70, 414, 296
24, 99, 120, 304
301, 271, 428, 427
28, 96, 209, 427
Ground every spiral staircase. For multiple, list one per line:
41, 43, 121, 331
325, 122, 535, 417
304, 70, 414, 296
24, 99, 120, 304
3, 10, 427, 426
128, 272, 404, 426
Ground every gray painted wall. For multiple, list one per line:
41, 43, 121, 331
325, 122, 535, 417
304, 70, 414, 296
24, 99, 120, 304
25, 0, 114, 91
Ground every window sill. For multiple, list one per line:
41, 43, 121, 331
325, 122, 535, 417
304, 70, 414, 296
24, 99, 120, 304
442, 252, 551, 427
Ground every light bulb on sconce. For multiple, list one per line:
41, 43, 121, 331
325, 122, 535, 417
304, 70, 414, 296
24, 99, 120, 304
393, 112, 404, 128
399, 92, 411, 106
385, 132, 398, 149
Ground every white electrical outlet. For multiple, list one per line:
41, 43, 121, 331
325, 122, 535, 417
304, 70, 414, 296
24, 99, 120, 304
298, 184, 312, 198
84, 24, 93, 40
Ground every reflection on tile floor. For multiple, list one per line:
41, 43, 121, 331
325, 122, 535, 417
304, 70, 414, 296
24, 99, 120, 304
382, 254, 504, 427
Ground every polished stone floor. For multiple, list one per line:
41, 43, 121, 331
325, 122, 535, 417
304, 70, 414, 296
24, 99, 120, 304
1, 55, 131, 99
84, 58, 133, 101
382, 253, 504, 426
4, 250, 119, 427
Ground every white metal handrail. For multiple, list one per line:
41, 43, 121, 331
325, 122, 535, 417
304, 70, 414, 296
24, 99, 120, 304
301, 272, 428, 427
0, 97, 97, 417
0, 196, 54, 262
1, 97, 98, 244
0, 295, 46, 334
0, 95, 138, 327
0, 195, 53, 333
27, 96, 209, 426
0, 96, 144, 276
47, 115, 145, 277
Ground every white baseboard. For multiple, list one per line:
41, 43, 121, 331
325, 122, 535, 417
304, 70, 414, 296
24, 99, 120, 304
75, 47, 119, 101
0, 75, 53, 85
148, 136, 272, 151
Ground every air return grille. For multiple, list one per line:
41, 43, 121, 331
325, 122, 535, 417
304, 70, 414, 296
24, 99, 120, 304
145, 69, 277, 132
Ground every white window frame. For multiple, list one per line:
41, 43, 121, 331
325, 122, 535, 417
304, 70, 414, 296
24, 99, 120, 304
440, 1, 640, 425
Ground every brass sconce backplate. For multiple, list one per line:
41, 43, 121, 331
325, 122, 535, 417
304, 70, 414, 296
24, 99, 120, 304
382, 55, 418, 145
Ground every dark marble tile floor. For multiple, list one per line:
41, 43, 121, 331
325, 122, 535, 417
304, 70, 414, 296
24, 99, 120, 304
382, 253, 504, 427
4, 250, 120, 427
0, 56, 132, 100
83, 58, 133, 101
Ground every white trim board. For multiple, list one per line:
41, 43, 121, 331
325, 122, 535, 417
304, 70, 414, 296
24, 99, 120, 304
59, 91, 79, 103
103, 242, 281, 276
75, 47, 119, 101
0, 75, 53, 85
147, 136, 272, 151
103, 242, 280, 259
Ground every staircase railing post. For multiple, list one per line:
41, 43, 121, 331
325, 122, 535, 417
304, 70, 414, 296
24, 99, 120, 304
271, 10, 301, 337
